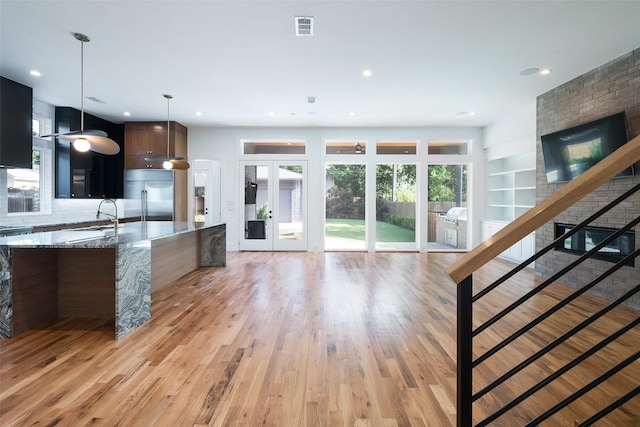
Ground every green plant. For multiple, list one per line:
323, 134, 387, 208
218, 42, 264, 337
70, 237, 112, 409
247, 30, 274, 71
382, 213, 415, 231
256, 203, 269, 220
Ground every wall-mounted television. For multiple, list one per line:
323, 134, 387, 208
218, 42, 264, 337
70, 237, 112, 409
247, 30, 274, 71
541, 112, 633, 184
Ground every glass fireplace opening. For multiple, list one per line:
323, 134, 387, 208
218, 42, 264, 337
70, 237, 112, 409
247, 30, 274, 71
555, 223, 635, 266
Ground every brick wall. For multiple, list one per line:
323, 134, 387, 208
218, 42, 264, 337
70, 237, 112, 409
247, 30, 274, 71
535, 48, 640, 310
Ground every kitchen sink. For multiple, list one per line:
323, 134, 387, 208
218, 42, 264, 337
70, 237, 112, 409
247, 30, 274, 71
61, 225, 128, 243
71, 225, 119, 232
58, 230, 108, 243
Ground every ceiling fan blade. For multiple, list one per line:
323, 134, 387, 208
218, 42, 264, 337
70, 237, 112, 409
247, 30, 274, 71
85, 135, 121, 155
76, 129, 108, 137
58, 134, 120, 155
169, 159, 190, 170
41, 129, 108, 138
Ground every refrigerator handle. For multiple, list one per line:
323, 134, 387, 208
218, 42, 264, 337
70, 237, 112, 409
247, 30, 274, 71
141, 189, 148, 222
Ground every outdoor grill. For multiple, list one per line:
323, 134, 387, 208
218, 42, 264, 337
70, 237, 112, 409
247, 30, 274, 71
443, 207, 467, 224
435, 207, 467, 248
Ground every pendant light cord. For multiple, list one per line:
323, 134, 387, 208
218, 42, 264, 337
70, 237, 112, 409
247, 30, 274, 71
80, 36, 85, 132
167, 95, 170, 156
73, 32, 90, 133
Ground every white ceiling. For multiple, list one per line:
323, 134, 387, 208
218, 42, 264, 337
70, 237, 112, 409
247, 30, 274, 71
2, 0, 640, 129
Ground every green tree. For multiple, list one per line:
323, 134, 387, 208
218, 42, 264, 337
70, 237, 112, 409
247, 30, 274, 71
376, 164, 416, 201
326, 165, 366, 219
428, 165, 467, 202
326, 164, 365, 196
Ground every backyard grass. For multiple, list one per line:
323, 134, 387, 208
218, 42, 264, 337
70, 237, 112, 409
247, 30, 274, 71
325, 218, 415, 242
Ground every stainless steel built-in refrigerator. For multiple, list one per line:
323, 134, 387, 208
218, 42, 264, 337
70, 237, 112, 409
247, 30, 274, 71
124, 169, 174, 221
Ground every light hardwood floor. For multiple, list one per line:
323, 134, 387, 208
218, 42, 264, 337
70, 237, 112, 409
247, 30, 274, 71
0, 252, 638, 426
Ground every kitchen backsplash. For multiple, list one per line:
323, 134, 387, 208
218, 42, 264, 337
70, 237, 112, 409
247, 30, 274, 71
1, 197, 126, 228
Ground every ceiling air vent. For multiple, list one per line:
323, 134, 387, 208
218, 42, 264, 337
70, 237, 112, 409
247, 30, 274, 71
295, 16, 314, 36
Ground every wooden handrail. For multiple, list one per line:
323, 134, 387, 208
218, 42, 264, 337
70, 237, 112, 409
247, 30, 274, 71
445, 134, 640, 284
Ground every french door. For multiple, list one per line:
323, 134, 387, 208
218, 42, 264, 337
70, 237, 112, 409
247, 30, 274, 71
239, 161, 307, 251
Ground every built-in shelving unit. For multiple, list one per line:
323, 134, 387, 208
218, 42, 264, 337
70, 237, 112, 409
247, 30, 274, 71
486, 152, 536, 222
483, 151, 536, 264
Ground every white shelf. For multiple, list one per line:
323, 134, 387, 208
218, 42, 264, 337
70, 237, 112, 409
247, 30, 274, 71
486, 152, 535, 222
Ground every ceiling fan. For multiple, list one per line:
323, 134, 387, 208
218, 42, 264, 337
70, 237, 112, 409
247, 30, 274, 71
42, 32, 120, 155
144, 94, 190, 170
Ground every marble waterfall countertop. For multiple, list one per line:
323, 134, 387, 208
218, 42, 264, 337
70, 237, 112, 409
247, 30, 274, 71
0, 221, 223, 248
0, 221, 226, 339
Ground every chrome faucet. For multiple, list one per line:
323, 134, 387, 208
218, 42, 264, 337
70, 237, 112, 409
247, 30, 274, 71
97, 198, 119, 232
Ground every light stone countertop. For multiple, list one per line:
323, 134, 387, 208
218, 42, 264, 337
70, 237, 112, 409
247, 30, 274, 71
0, 221, 225, 248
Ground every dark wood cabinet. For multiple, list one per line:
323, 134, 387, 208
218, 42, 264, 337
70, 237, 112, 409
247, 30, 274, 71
124, 121, 187, 169
124, 121, 188, 221
0, 76, 33, 168
55, 107, 124, 198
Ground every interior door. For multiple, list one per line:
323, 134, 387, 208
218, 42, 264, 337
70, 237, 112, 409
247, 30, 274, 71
239, 161, 307, 251
191, 159, 221, 224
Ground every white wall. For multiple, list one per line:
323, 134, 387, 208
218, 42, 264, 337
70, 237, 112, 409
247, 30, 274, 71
483, 101, 536, 160
188, 126, 484, 251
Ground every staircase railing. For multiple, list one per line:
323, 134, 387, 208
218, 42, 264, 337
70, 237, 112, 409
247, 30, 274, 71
445, 134, 640, 426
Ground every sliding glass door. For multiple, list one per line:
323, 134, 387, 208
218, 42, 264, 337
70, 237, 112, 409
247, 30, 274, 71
426, 163, 469, 251
324, 163, 366, 250
375, 163, 417, 250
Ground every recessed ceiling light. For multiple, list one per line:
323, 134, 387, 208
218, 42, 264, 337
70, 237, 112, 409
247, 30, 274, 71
469, 111, 476, 116
540, 69, 552, 75
268, 112, 275, 116
123, 112, 131, 116
195, 111, 202, 116
520, 68, 539, 76
456, 111, 475, 116
362, 69, 372, 77
349, 112, 355, 116
30, 70, 41, 77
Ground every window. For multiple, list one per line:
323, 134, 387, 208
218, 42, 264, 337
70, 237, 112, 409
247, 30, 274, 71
7, 150, 42, 213
32, 119, 40, 137
326, 141, 366, 155
376, 141, 417, 155
325, 163, 366, 250
428, 140, 469, 155
243, 141, 306, 155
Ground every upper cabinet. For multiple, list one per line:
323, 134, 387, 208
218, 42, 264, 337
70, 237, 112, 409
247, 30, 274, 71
124, 121, 187, 169
55, 107, 124, 199
0, 77, 33, 168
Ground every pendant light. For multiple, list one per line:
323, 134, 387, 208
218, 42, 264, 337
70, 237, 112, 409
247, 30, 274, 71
144, 94, 190, 170
44, 33, 120, 155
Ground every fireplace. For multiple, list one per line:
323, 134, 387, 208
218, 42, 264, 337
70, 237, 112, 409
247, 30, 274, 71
554, 223, 635, 266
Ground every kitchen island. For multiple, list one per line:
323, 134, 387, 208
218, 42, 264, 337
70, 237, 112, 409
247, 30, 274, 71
0, 221, 225, 339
